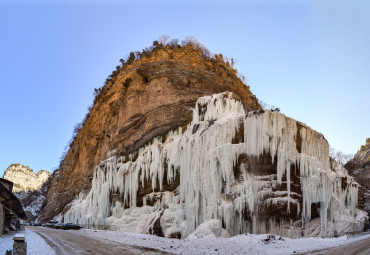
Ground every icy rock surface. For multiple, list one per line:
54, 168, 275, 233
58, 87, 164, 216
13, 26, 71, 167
63, 92, 365, 239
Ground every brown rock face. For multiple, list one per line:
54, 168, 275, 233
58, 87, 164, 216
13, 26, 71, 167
233, 152, 303, 224
40, 45, 260, 221
345, 138, 370, 215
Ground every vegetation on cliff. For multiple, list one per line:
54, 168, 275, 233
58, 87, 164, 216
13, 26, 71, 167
345, 138, 370, 173
58, 36, 256, 170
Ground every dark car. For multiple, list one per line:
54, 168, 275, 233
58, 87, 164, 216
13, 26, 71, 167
62, 223, 81, 230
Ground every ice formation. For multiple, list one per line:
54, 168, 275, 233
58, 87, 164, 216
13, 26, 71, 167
63, 92, 365, 238
186, 219, 230, 239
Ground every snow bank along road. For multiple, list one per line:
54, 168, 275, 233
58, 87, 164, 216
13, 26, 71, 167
27, 226, 169, 255
307, 235, 370, 255
0, 229, 55, 255
27, 226, 370, 255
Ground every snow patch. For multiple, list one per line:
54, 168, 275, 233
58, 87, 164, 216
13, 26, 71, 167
187, 219, 230, 239
0, 229, 55, 255
77, 228, 370, 255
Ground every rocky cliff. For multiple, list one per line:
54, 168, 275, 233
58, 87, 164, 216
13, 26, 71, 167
40, 42, 367, 238
62, 92, 366, 238
3, 163, 51, 192
40, 44, 260, 222
345, 138, 370, 215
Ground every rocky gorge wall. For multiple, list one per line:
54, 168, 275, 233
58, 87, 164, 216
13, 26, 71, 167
61, 92, 367, 239
345, 138, 370, 218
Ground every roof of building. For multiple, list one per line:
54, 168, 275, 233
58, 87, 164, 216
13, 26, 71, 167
0, 178, 13, 191
0, 178, 26, 219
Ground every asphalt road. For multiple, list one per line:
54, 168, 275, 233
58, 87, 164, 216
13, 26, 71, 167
27, 226, 170, 255
307, 235, 370, 255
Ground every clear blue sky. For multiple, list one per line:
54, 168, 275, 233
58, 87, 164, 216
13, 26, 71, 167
0, 0, 369, 175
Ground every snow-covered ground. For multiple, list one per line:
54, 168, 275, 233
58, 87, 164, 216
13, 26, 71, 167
77, 228, 370, 255
0, 229, 55, 255
1, 226, 369, 254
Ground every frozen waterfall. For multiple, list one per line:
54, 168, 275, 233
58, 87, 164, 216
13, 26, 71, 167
63, 92, 365, 238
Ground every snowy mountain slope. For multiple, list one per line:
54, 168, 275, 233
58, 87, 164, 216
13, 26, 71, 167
18, 177, 52, 222
61, 92, 367, 239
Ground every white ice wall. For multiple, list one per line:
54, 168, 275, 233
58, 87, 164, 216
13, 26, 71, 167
63, 92, 364, 238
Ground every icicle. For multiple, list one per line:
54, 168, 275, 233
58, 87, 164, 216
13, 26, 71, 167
63, 92, 362, 239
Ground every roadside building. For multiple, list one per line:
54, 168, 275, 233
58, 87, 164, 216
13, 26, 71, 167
0, 178, 26, 235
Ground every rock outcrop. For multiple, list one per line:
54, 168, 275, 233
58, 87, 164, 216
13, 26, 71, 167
345, 138, 370, 216
40, 45, 260, 222
3, 164, 51, 192
3, 163, 51, 222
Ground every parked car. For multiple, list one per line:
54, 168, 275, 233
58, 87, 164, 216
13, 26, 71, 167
62, 223, 81, 230
46, 220, 58, 228
33, 223, 42, 226
53, 223, 64, 229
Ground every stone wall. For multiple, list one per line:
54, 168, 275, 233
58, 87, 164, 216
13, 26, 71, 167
13, 242, 27, 255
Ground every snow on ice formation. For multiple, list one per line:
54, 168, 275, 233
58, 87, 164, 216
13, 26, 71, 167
186, 219, 230, 239
63, 92, 367, 239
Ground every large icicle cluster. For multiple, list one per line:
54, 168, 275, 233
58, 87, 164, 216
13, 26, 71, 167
63, 92, 366, 238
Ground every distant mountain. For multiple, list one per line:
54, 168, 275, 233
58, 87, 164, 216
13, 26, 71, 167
3, 163, 52, 222
3, 163, 51, 192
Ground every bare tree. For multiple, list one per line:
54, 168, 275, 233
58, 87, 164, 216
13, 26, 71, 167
158, 35, 170, 45
181, 35, 199, 47
257, 99, 268, 109
329, 146, 336, 158
231, 58, 238, 68
330, 146, 353, 165
168, 38, 179, 47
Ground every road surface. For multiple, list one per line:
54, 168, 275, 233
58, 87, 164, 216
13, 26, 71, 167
28, 226, 171, 255
306, 235, 370, 255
